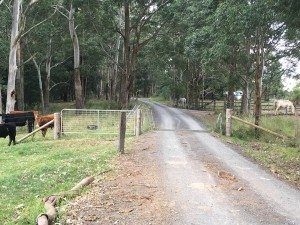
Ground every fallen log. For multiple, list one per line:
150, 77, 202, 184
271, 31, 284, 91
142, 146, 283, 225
35, 176, 94, 225
36, 196, 57, 225
71, 176, 95, 192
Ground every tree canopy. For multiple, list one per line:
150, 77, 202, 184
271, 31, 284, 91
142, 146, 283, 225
0, 0, 299, 115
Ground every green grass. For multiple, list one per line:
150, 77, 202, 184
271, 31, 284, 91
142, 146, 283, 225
0, 99, 149, 225
0, 131, 122, 224
231, 115, 298, 141
227, 137, 300, 187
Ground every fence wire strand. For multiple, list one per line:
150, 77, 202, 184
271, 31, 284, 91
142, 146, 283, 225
61, 109, 136, 136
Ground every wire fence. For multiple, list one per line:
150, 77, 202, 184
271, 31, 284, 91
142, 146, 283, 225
140, 104, 156, 132
61, 109, 137, 136
186, 100, 300, 115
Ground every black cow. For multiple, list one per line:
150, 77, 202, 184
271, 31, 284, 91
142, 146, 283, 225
1, 112, 35, 133
0, 123, 16, 146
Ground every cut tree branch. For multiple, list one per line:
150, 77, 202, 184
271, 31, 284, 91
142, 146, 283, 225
36, 176, 95, 225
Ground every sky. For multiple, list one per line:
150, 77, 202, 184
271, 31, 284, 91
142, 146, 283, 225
280, 58, 300, 91
282, 76, 299, 91
277, 39, 299, 92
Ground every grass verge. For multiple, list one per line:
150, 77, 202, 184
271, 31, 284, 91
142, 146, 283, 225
186, 110, 300, 188
0, 132, 126, 225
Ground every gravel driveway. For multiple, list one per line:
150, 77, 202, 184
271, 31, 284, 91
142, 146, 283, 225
149, 100, 300, 225
66, 100, 300, 225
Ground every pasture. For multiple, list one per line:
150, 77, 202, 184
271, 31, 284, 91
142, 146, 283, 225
0, 100, 154, 225
0, 129, 123, 225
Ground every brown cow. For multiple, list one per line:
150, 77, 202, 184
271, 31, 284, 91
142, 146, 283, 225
35, 114, 54, 137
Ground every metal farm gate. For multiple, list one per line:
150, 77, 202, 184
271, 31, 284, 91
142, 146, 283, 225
61, 109, 137, 136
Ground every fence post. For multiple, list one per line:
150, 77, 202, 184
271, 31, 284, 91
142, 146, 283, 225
53, 113, 61, 139
135, 109, 142, 136
118, 112, 126, 154
226, 109, 233, 137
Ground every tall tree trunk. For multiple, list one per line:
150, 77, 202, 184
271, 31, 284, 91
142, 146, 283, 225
112, 8, 123, 102
241, 81, 249, 113
16, 38, 24, 110
44, 38, 52, 112
119, 1, 130, 108
6, 0, 21, 113
227, 62, 236, 110
241, 37, 251, 114
69, 4, 83, 109
33, 58, 45, 113
118, 1, 130, 154
254, 28, 265, 133
45, 57, 51, 112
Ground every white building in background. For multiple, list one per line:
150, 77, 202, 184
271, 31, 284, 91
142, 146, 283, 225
234, 91, 243, 100
224, 91, 243, 100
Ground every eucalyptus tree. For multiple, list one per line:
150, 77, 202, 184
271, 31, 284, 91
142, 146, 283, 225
6, 0, 22, 113
184, 1, 220, 108
111, 0, 172, 153
0, 2, 11, 113
276, 0, 300, 52
245, 1, 283, 128
201, 0, 256, 111
274, 0, 300, 90
187, 0, 283, 126
141, 0, 214, 107
5, 0, 60, 112
135, 34, 175, 99
113, 0, 173, 108
82, 0, 121, 102
54, 1, 87, 109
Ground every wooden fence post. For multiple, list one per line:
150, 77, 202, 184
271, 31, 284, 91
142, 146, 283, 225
118, 112, 126, 154
226, 109, 233, 137
53, 113, 61, 140
135, 109, 142, 136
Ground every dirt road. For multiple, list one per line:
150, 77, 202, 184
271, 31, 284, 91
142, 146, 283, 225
66, 101, 300, 225
150, 101, 300, 225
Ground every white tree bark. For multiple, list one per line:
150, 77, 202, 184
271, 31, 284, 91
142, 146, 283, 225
6, 0, 22, 113
32, 57, 45, 112
44, 38, 52, 112
69, 5, 80, 70
69, 4, 83, 108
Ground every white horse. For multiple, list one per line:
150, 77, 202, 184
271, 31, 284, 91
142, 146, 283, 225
178, 97, 187, 107
274, 100, 295, 115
